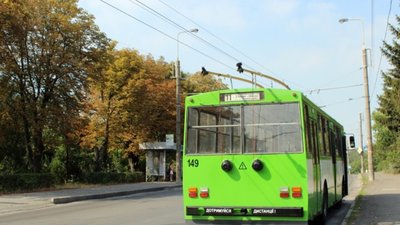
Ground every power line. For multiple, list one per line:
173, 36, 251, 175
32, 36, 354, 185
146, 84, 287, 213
158, 0, 273, 74
319, 96, 364, 108
102, 0, 266, 86
371, 0, 393, 100
306, 83, 363, 95
131, 0, 273, 85
130, 1, 244, 67
157, 0, 305, 89
318, 67, 362, 88
99, 0, 237, 72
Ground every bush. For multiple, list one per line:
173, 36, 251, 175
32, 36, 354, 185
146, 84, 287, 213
0, 173, 55, 193
83, 172, 144, 184
49, 158, 67, 183
383, 150, 400, 174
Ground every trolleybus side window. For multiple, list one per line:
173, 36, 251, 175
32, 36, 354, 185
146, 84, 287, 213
304, 104, 319, 164
311, 120, 319, 164
336, 126, 344, 159
317, 115, 324, 157
330, 130, 337, 163
304, 104, 312, 156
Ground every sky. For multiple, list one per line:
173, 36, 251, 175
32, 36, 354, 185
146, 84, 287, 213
78, 0, 398, 146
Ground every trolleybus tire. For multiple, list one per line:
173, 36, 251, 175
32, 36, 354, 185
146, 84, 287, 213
321, 187, 328, 225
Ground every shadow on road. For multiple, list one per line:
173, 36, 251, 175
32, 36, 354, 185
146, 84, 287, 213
348, 193, 400, 225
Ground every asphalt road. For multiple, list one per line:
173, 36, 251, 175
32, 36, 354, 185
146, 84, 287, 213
0, 186, 356, 225
0, 188, 185, 225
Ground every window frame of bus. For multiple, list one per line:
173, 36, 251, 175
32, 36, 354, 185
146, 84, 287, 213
185, 102, 303, 155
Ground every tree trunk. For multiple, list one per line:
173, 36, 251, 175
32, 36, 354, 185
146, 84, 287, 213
23, 117, 34, 171
31, 126, 44, 173
128, 155, 135, 173
94, 147, 101, 172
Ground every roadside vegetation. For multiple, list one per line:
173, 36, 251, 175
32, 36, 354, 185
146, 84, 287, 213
346, 16, 400, 175
372, 15, 400, 174
0, 0, 226, 192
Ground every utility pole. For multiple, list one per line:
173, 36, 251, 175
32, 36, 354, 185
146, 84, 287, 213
175, 29, 198, 183
359, 113, 364, 173
362, 47, 375, 181
175, 59, 181, 183
339, 17, 375, 181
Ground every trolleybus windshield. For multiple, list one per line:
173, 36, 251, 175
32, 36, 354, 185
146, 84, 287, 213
186, 102, 302, 154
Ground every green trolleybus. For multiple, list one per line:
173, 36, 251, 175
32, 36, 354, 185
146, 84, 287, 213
182, 88, 348, 224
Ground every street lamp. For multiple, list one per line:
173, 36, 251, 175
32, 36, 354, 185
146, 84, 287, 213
175, 28, 198, 183
339, 18, 374, 181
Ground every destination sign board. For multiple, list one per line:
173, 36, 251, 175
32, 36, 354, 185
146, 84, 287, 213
220, 92, 264, 102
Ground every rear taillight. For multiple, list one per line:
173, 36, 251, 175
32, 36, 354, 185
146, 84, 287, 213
292, 187, 302, 198
199, 187, 209, 198
280, 187, 290, 198
188, 187, 198, 198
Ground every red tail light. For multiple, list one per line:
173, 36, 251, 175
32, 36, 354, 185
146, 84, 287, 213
188, 187, 198, 198
280, 187, 289, 198
200, 187, 209, 198
292, 187, 302, 198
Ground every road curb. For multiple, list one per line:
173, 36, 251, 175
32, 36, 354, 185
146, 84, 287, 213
51, 184, 182, 204
340, 174, 363, 225
340, 197, 357, 225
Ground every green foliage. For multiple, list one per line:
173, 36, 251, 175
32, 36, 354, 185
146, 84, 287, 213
111, 149, 129, 173
49, 158, 67, 183
184, 72, 228, 94
0, 0, 110, 172
373, 15, 400, 173
348, 150, 368, 174
0, 173, 55, 193
0, 0, 233, 181
377, 137, 400, 174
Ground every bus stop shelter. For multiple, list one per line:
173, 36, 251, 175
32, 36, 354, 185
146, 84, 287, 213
139, 142, 176, 182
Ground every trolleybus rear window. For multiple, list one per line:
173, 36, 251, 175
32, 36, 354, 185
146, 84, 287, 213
186, 103, 302, 154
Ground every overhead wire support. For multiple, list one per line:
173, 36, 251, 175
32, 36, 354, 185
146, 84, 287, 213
236, 63, 291, 90
201, 67, 264, 88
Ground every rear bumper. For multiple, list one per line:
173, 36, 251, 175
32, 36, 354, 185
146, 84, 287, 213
186, 206, 304, 217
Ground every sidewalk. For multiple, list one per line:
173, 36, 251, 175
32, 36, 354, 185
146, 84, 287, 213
0, 182, 181, 216
345, 172, 400, 225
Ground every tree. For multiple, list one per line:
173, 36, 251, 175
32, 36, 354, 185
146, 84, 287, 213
117, 54, 176, 172
184, 72, 228, 94
374, 15, 400, 173
82, 47, 144, 171
82, 49, 176, 173
0, 0, 110, 172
